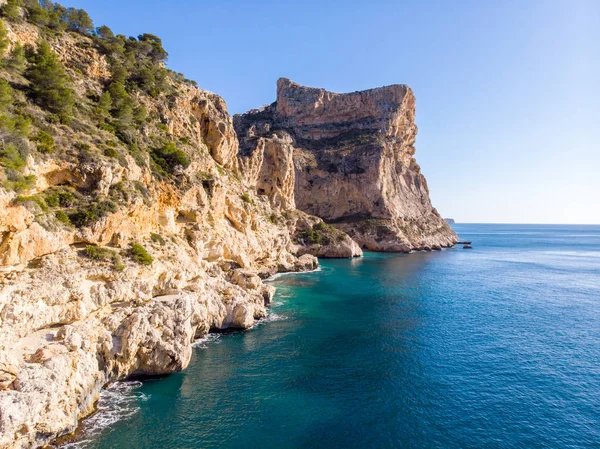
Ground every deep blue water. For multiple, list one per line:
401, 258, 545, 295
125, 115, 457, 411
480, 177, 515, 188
67, 224, 600, 449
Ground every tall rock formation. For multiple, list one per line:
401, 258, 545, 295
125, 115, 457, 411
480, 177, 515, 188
0, 6, 451, 448
235, 78, 457, 252
0, 16, 352, 449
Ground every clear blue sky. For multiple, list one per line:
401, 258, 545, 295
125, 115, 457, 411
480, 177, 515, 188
65, 0, 599, 224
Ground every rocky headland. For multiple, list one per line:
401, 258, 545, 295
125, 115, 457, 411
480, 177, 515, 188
235, 78, 457, 252
0, 2, 454, 448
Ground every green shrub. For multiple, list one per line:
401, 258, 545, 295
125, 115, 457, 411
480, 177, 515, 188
33, 130, 55, 153
44, 190, 74, 207
104, 147, 118, 158
313, 221, 326, 231
68, 200, 117, 228
303, 227, 322, 245
74, 142, 90, 152
133, 104, 146, 126
98, 122, 115, 133
0, 79, 13, 111
3, 174, 36, 192
150, 233, 166, 245
0, 19, 7, 55
14, 194, 48, 212
0, 143, 26, 171
241, 193, 252, 204
55, 210, 70, 224
7, 43, 26, 72
150, 142, 189, 175
0, 0, 20, 21
130, 243, 153, 265
13, 114, 31, 136
84, 245, 124, 269
85, 244, 113, 261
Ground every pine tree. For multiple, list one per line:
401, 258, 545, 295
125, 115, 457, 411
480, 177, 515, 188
97, 91, 112, 115
0, 19, 8, 56
25, 41, 74, 122
0, 0, 20, 22
0, 79, 13, 110
7, 43, 26, 72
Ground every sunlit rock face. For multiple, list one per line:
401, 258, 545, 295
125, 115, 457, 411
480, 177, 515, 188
235, 78, 458, 252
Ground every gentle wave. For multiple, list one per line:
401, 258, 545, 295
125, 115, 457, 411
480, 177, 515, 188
250, 313, 288, 329
266, 266, 322, 281
59, 286, 290, 447
59, 382, 147, 449
191, 333, 222, 349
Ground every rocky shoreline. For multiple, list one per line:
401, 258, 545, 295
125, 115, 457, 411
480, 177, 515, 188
0, 8, 455, 448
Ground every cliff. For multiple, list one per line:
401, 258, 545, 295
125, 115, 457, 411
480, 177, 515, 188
235, 78, 457, 251
0, 3, 451, 448
0, 6, 357, 448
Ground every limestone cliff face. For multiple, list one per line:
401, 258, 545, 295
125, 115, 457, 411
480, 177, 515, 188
1, 9, 450, 448
0, 20, 325, 449
235, 78, 457, 251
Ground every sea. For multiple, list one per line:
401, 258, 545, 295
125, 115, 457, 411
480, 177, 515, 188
60, 224, 600, 449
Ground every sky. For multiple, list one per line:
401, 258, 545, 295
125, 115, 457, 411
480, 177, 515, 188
64, 0, 599, 224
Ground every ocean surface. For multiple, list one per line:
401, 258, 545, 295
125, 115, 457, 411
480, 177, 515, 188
62, 224, 600, 449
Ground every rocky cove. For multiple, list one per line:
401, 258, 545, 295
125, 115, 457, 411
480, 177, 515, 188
0, 4, 456, 448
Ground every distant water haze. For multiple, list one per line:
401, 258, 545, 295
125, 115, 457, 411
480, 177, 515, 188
64, 0, 600, 224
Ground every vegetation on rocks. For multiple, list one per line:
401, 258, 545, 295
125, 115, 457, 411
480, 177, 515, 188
67, 200, 116, 227
130, 243, 153, 265
297, 221, 346, 246
0, 0, 208, 234
25, 40, 75, 122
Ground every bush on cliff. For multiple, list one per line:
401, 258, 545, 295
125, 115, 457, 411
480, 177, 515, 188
130, 243, 153, 265
0, 0, 20, 21
0, 19, 8, 55
6, 43, 27, 72
85, 245, 115, 261
297, 222, 346, 246
0, 79, 13, 111
32, 130, 54, 153
68, 200, 117, 228
150, 142, 190, 175
25, 41, 74, 122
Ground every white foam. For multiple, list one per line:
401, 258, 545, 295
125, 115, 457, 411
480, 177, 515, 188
266, 266, 322, 281
249, 313, 288, 329
191, 333, 221, 348
58, 381, 145, 448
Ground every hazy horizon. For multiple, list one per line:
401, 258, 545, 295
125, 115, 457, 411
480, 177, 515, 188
64, 0, 600, 225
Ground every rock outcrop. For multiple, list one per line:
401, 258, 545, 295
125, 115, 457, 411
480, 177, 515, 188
1, 6, 451, 449
0, 18, 325, 449
235, 78, 458, 252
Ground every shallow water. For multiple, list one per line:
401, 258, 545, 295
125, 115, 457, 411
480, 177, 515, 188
65, 224, 600, 448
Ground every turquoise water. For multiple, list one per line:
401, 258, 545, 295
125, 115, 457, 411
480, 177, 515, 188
68, 224, 600, 448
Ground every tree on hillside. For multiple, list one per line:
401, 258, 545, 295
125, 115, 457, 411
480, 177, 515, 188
0, 0, 20, 21
7, 43, 26, 72
138, 34, 168, 64
95, 25, 114, 40
0, 79, 13, 110
66, 7, 93, 34
25, 41, 74, 122
0, 19, 8, 55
